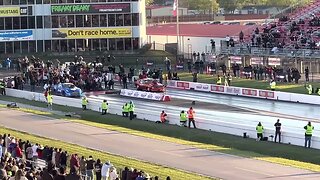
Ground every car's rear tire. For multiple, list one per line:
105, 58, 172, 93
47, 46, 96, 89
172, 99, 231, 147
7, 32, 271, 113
62, 91, 66, 96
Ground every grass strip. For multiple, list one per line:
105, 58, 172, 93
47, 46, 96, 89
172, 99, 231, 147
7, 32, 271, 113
178, 72, 320, 94
0, 126, 214, 180
1, 96, 320, 172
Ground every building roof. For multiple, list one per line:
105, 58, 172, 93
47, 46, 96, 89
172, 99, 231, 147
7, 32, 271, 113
146, 24, 253, 38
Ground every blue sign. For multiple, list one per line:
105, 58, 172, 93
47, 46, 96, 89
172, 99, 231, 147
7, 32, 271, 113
0, 30, 33, 41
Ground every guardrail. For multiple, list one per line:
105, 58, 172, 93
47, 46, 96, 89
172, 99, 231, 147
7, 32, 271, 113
4, 88, 320, 149
166, 80, 320, 105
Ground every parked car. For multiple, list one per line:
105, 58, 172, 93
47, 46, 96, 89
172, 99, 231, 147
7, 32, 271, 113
53, 83, 82, 97
135, 78, 165, 92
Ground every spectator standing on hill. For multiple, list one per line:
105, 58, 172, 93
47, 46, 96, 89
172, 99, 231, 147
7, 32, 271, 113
79, 156, 86, 177
95, 159, 102, 180
101, 161, 112, 180
86, 156, 95, 180
274, 119, 281, 143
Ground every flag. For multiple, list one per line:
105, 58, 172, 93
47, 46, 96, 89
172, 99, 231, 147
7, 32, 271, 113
173, 0, 177, 16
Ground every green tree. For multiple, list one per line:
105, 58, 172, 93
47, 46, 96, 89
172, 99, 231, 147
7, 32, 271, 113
218, 0, 238, 12
146, 0, 154, 6
187, 0, 219, 13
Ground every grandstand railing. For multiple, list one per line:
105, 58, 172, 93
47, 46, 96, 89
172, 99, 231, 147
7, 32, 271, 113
219, 46, 320, 58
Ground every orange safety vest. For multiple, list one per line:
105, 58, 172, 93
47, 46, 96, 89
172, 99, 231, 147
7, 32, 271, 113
160, 113, 167, 122
187, 110, 195, 119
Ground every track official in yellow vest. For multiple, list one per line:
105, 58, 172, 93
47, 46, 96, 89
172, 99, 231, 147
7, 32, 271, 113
216, 75, 222, 85
122, 103, 129, 117
180, 110, 188, 127
270, 80, 276, 91
82, 96, 88, 110
256, 122, 264, 141
128, 101, 135, 120
304, 122, 314, 148
306, 84, 313, 95
101, 100, 108, 115
47, 92, 53, 110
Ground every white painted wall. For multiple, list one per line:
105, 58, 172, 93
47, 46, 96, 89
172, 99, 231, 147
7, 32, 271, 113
148, 35, 224, 54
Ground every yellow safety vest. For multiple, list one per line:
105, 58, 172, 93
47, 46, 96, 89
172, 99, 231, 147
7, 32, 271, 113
217, 77, 222, 84
82, 98, 88, 106
47, 95, 53, 103
307, 85, 312, 95
122, 104, 129, 113
180, 112, 187, 122
256, 125, 264, 133
270, 82, 276, 89
128, 103, 135, 112
305, 125, 314, 135
101, 102, 108, 110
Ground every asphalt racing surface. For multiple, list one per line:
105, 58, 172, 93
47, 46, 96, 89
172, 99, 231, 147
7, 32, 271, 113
1, 109, 320, 180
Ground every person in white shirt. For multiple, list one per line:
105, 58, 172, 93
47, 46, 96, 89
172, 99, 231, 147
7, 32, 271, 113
101, 161, 112, 180
109, 167, 118, 180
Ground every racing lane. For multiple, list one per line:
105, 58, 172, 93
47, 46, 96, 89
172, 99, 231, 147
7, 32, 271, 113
166, 88, 320, 120
86, 94, 320, 137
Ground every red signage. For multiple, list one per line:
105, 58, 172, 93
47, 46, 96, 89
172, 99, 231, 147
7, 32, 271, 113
176, 82, 190, 89
259, 90, 275, 99
242, 89, 257, 97
211, 85, 224, 92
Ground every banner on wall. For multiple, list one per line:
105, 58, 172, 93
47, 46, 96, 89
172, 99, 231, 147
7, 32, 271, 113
229, 56, 242, 64
268, 57, 281, 66
250, 57, 263, 65
0, 30, 33, 41
51, 3, 131, 14
0, 7, 31, 16
52, 28, 132, 39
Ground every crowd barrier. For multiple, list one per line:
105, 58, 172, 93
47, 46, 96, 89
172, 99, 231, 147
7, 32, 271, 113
167, 80, 320, 105
4, 88, 320, 149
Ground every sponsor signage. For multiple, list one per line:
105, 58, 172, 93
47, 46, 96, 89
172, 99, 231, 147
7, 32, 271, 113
167, 80, 176, 88
211, 85, 224, 93
0, 30, 33, 41
225, 87, 241, 95
242, 89, 257, 97
194, 83, 210, 92
176, 82, 190, 89
52, 28, 132, 39
250, 57, 263, 65
120, 89, 164, 101
51, 3, 131, 14
268, 57, 281, 66
230, 56, 242, 64
0, 7, 31, 16
259, 90, 275, 99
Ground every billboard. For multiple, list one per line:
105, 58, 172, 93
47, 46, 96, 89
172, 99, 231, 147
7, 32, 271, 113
0, 30, 33, 41
52, 28, 132, 39
250, 57, 263, 65
0, 7, 31, 16
268, 57, 281, 66
51, 3, 131, 14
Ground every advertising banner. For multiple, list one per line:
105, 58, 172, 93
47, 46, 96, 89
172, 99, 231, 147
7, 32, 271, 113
268, 57, 281, 66
259, 90, 275, 99
230, 56, 242, 64
211, 85, 224, 93
51, 3, 131, 14
52, 28, 132, 39
250, 57, 263, 65
0, 7, 30, 16
0, 30, 33, 41
194, 83, 210, 92
176, 81, 190, 90
225, 87, 241, 95
242, 88, 257, 97
120, 89, 164, 101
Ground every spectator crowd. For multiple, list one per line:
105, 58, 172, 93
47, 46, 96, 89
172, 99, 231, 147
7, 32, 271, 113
0, 133, 170, 180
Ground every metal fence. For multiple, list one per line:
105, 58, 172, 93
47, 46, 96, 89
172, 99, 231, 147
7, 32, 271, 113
219, 46, 320, 59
